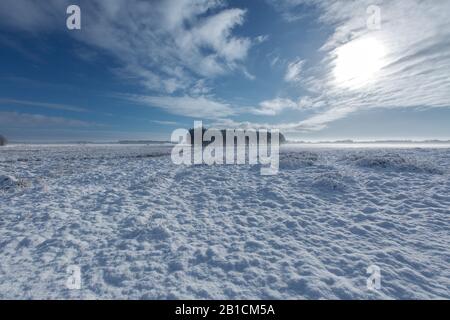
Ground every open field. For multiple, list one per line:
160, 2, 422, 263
1, 144, 449, 299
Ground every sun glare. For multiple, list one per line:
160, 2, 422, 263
333, 37, 387, 89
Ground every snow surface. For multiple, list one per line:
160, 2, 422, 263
0, 144, 449, 299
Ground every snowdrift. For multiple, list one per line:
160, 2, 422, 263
345, 152, 444, 174
280, 152, 320, 170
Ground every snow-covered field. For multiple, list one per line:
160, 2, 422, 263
0, 144, 449, 299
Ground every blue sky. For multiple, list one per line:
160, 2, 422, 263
0, 0, 450, 142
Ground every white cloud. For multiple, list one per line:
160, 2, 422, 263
0, 0, 254, 98
255, 35, 269, 44
0, 111, 95, 127
150, 120, 180, 126
0, 0, 67, 32
266, 0, 312, 22
242, 69, 256, 80
189, 8, 251, 64
255, 98, 298, 115
209, 106, 354, 133
253, 96, 317, 115
129, 95, 235, 119
2, 0, 449, 133
0, 98, 88, 113
270, 56, 280, 67
265, 0, 450, 131
284, 58, 305, 83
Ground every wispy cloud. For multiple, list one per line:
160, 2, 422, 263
0, 111, 96, 127
0, 0, 258, 119
150, 120, 180, 126
0, 0, 253, 92
0, 0, 66, 33
0, 98, 88, 113
284, 58, 305, 83
255, 98, 298, 116
255, 35, 269, 44
264, 0, 450, 131
253, 96, 321, 116
211, 105, 355, 133
2, 0, 449, 135
128, 94, 235, 120
266, 0, 311, 22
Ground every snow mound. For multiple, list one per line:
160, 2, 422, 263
312, 172, 353, 192
348, 152, 443, 174
280, 152, 319, 170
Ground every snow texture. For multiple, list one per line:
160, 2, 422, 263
0, 144, 449, 299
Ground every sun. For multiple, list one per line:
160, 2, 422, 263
333, 37, 387, 89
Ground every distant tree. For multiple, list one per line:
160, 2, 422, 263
0, 135, 7, 146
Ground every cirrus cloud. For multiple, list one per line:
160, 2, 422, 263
128, 94, 235, 120
0, 0, 254, 95
264, 0, 450, 131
